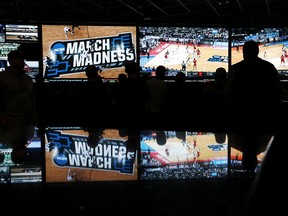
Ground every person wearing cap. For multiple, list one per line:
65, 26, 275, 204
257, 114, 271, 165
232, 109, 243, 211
0, 49, 36, 124
0, 49, 37, 165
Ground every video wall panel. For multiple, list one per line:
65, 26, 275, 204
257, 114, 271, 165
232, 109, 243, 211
139, 26, 229, 80
0, 24, 40, 81
0, 126, 42, 184
45, 127, 138, 183
42, 25, 137, 81
0, 22, 279, 185
231, 27, 288, 79
140, 131, 228, 180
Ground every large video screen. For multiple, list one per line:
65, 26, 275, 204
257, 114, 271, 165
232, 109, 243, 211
42, 25, 137, 82
0, 24, 40, 81
45, 127, 138, 183
139, 26, 228, 81
140, 130, 228, 180
231, 27, 288, 79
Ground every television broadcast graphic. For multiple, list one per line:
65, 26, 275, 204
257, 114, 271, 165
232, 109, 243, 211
139, 26, 228, 81
0, 43, 20, 71
231, 27, 288, 79
140, 131, 228, 180
5, 24, 38, 42
0, 24, 40, 80
0, 126, 42, 184
45, 127, 138, 183
42, 25, 137, 81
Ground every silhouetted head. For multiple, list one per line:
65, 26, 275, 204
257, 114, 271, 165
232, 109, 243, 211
215, 67, 227, 81
155, 65, 166, 79
86, 129, 104, 148
243, 40, 259, 60
87, 132, 100, 148
124, 60, 138, 76
11, 140, 29, 164
7, 50, 25, 70
156, 131, 167, 146
176, 71, 186, 84
176, 131, 186, 142
118, 73, 127, 83
118, 129, 128, 137
8, 50, 24, 60
85, 65, 103, 83
86, 65, 100, 78
214, 133, 226, 144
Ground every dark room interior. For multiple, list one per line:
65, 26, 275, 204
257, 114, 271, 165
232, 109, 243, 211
0, 1, 287, 215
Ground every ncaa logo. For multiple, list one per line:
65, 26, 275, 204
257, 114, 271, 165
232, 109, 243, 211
54, 153, 68, 165
52, 43, 65, 54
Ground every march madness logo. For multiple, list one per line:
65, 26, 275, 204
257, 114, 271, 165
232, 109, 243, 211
46, 130, 136, 174
44, 32, 135, 78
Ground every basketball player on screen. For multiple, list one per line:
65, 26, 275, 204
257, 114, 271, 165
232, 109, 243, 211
64, 26, 71, 39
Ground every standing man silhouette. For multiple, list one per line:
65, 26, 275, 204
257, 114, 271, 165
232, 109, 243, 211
226, 40, 283, 173
226, 40, 282, 130
0, 50, 37, 164
0, 49, 36, 124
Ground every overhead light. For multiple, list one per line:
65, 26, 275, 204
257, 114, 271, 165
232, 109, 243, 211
218, 0, 230, 6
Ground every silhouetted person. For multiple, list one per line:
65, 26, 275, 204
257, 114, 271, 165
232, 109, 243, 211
167, 71, 194, 124
111, 60, 150, 124
214, 132, 226, 144
0, 117, 35, 165
155, 130, 167, 146
117, 73, 127, 84
85, 65, 103, 83
118, 128, 138, 162
77, 65, 111, 123
228, 132, 272, 174
145, 65, 168, 114
226, 40, 283, 173
84, 127, 105, 148
0, 50, 38, 164
0, 49, 37, 124
176, 130, 186, 144
175, 71, 186, 86
226, 40, 282, 130
141, 73, 150, 82
200, 67, 227, 129
11, 139, 30, 164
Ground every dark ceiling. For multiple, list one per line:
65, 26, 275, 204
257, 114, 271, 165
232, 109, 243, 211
0, 0, 287, 26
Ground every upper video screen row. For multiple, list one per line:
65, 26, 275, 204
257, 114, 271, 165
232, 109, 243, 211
1, 24, 288, 82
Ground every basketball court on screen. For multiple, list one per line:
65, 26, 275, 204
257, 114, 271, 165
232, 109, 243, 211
142, 43, 228, 72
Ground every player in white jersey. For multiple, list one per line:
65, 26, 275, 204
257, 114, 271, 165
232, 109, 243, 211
64, 26, 71, 39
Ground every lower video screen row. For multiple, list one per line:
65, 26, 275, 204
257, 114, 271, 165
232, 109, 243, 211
0, 126, 271, 184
